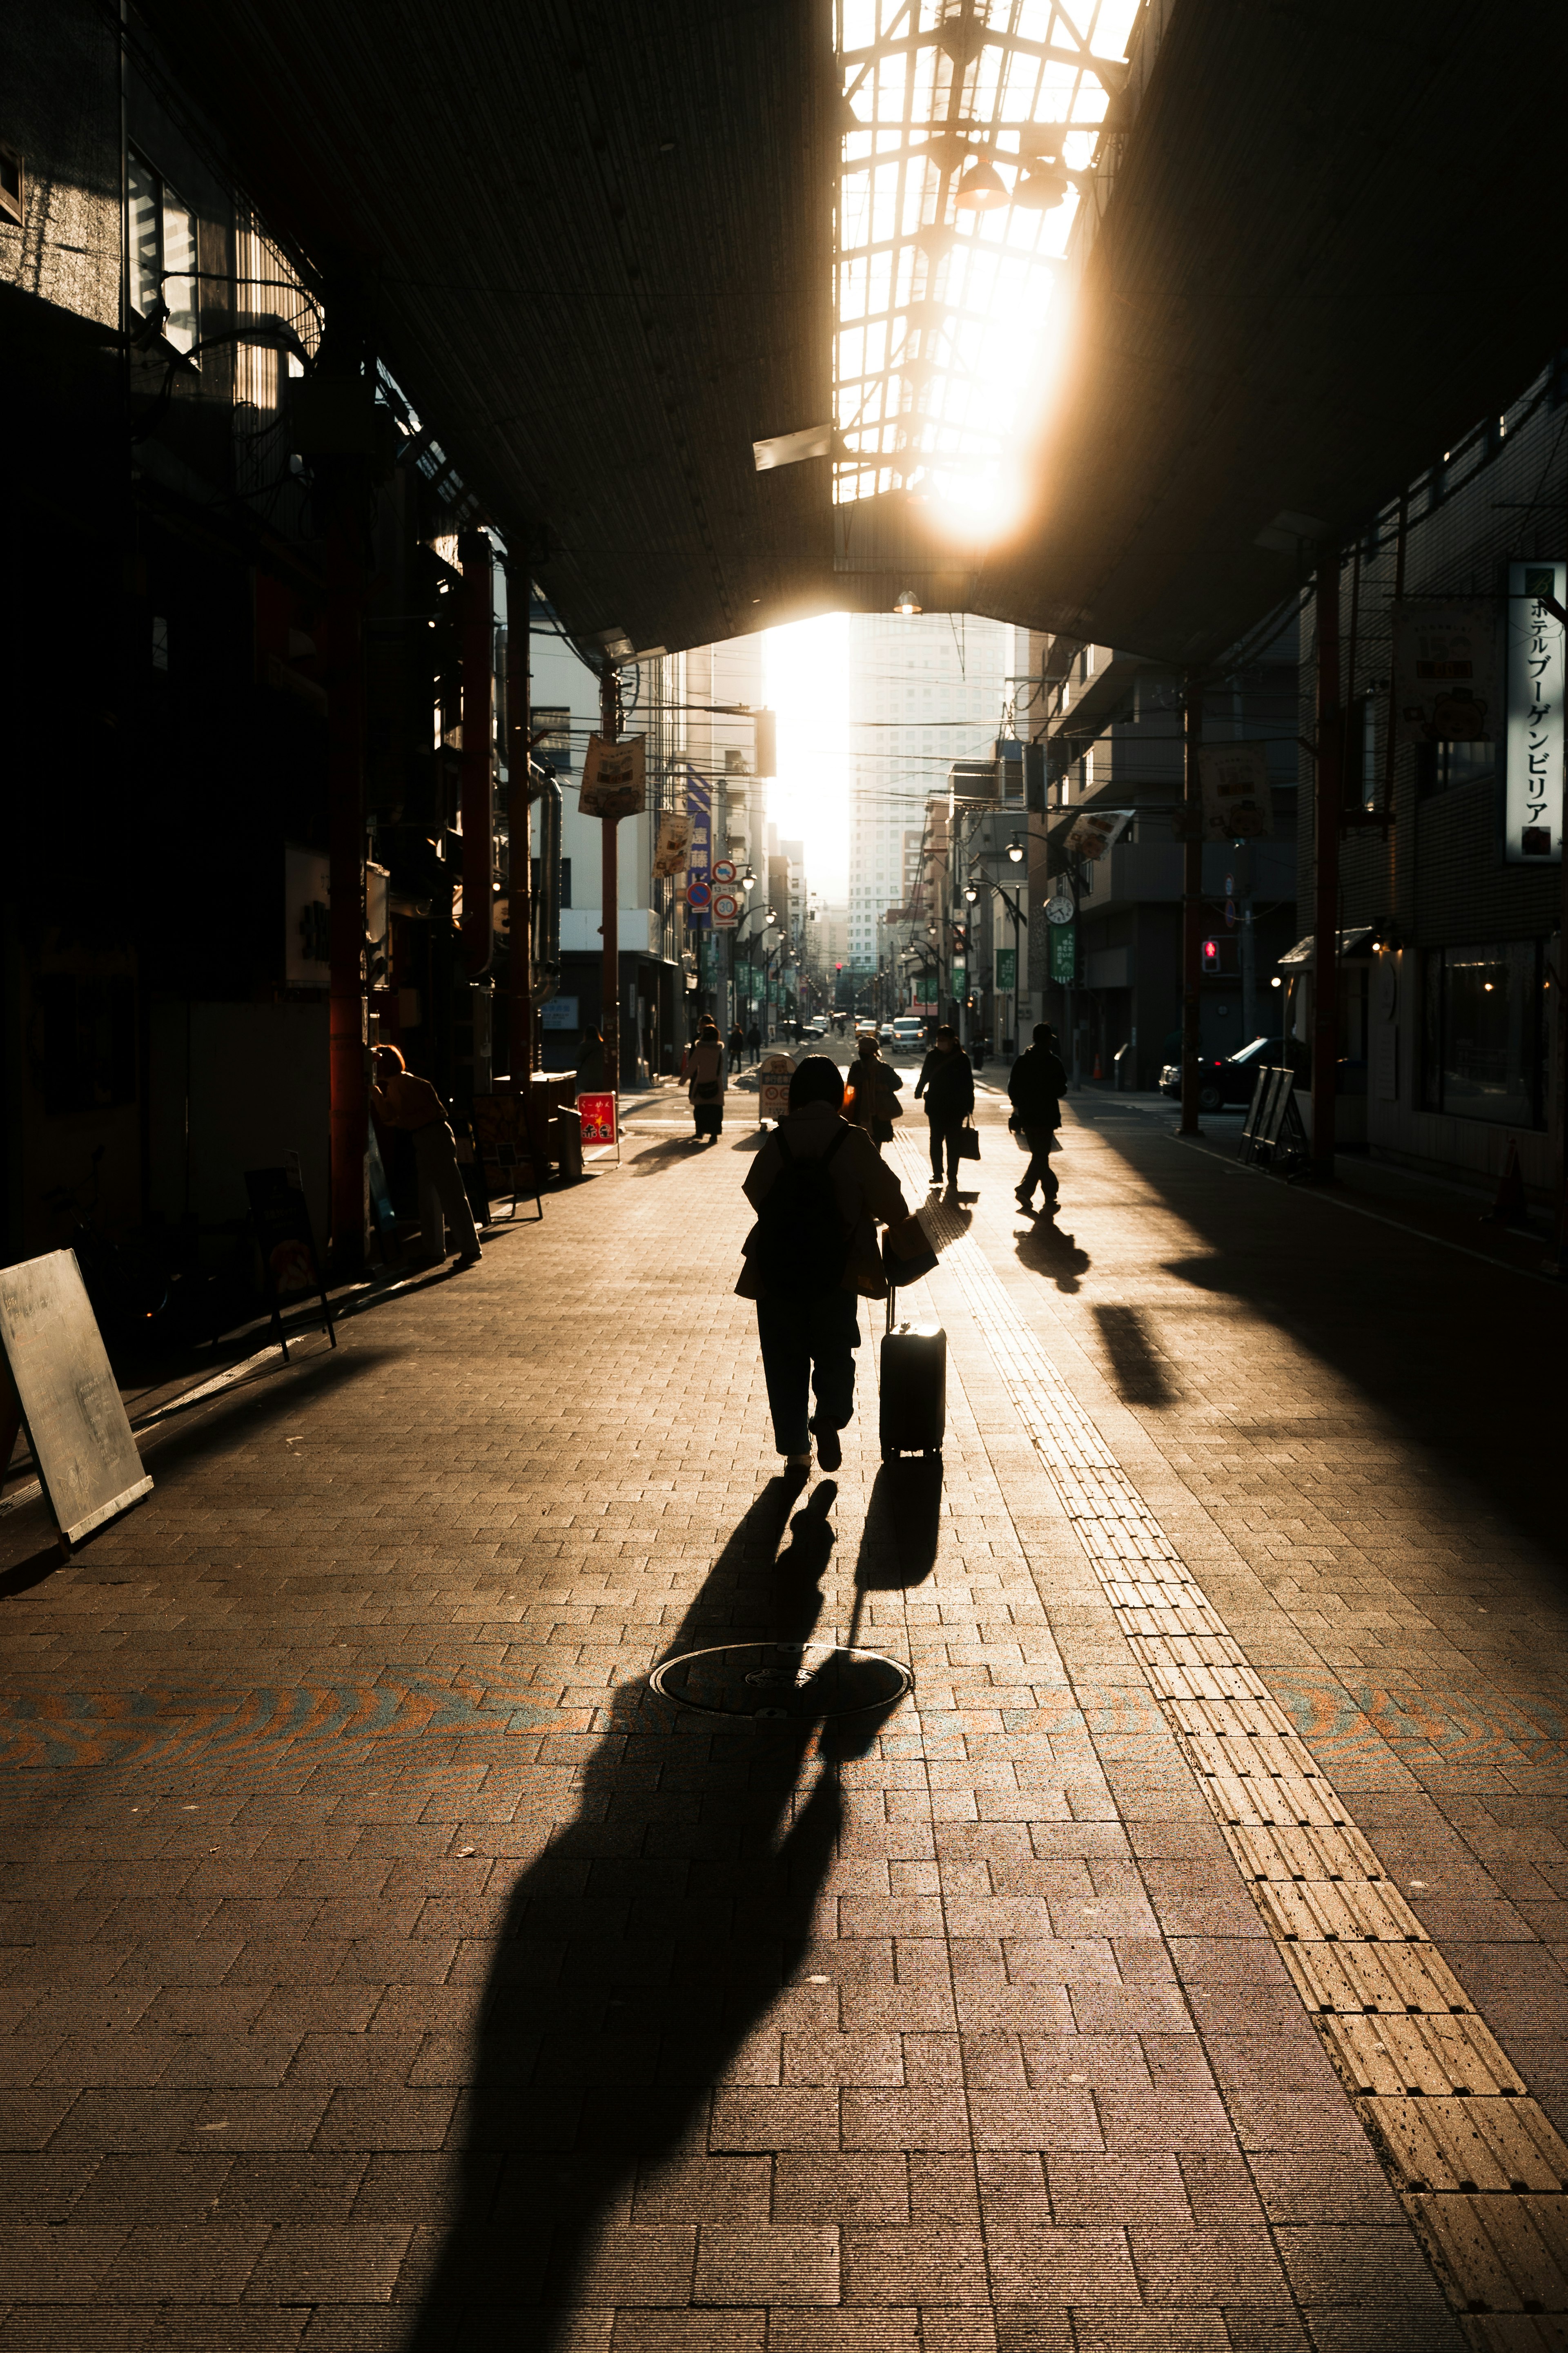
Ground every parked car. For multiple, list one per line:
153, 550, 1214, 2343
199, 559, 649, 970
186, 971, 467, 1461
1158, 1033, 1302, 1111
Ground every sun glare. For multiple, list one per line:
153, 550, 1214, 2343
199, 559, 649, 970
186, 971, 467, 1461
764, 615, 851, 899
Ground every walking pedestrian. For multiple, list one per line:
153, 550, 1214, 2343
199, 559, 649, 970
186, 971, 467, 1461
737, 1054, 909, 1472
682, 1017, 727, 1142
573, 1029, 606, 1097
1008, 1022, 1069, 1216
370, 1046, 483, 1268
727, 1021, 746, 1076
746, 1020, 762, 1065
913, 1024, 975, 1189
843, 1032, 902, 1153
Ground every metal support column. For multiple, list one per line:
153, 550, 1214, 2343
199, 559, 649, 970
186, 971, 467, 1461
325, 491, 368, 1276
599, 663, 620, 1097
503, 557, 533, 1088
1312, 551, 1343, 1178
458, 532, 494, 984
1179, 671, 1203, 1134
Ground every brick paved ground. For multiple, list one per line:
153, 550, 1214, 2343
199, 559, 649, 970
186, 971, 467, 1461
0, 1072, 1564, 2349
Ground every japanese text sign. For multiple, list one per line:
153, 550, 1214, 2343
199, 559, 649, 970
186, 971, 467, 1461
577, 1092, 617, 1147
579, 735, 646, 819
686, 774, 711, 932
653, 813, 692, 877
1505, 562, 1565, 864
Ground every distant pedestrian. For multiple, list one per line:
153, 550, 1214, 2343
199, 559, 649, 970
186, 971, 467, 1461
370, 1046, 483, 1268
727, 1021, 746, 1075
1009, 1023, 1069, 1217
843, 1032, 902, 1153
573, 1029, 606, 1097
746, 1021, 762, 1064
737, 1054, 909, 1472
682, 1017, 727, 1142
913, 1025, 975, 1188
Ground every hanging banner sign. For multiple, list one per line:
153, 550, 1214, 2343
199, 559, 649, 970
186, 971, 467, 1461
653, 812, 692, 877
1064, 807, 1129, 863
1395, 599, 1499, 744
1505, 561, 1566, 864
686, 774, 712, 932
1049, 922, 1076, 984
995, 946, 1017, 990
577, 1092, 617, 1147
1198, 741, 1274, 841
579, 734, 646, 818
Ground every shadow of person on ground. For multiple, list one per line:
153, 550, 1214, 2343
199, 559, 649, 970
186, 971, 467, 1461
1015, 1218, 1091, 1294
1091, 1302, 1178, 1406
406, 1475, 851, 2348
627, 1135, 708, 1175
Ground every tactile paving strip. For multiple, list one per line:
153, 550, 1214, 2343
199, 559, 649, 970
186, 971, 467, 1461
908, 1175, 1565, 2325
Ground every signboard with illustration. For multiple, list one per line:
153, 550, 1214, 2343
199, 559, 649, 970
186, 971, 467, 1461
577, 1092, 617, 1148
579, 734, 646, 819
757, 1053, 795, 1125
1064, 807, 1129, 863
1197, 741, 1274, 841
653, 813, 692, 877
1394, 600, 1498, 745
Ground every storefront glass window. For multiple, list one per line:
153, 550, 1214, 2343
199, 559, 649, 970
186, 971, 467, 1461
1421, 941, 1544, 1125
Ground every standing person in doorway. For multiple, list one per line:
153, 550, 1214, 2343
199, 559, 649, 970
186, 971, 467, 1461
681, 1017, 727, 1142
737, 1054, 909, 1472
746, 1019, 762, 1065
843, 1031, 902, 1154
573, 1029, 606, 1098
913, 1024, 975, 1189
1008, 1022, 1069, 1217
727, 1020, 746, 1076
370, 1046, 483, 1269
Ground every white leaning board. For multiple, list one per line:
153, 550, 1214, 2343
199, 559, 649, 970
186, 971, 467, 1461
0, 1250, 152, 1547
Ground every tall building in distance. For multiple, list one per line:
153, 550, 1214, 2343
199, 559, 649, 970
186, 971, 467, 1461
845, 611, 1013, 984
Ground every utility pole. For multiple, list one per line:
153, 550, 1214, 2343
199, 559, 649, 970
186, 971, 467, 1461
503, 555, 533, 1092
1311, 550, 1343, 1178
323, 448, 368, 1277
599, 661, 620, 1097
1179, 670, 1203, 1135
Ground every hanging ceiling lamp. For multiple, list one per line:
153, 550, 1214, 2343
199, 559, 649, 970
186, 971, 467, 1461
953, 154, 1009, 210
1013, 157, 1069, 209
893, 587, 922, 616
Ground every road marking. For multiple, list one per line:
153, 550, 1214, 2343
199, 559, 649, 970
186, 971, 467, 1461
905, 1155, 1566, 2324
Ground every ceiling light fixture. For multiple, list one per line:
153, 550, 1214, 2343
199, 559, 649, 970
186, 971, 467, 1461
952, 154, 1009, 210
893, 587, 922, 616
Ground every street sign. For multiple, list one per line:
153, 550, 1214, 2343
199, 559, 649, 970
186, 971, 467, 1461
757, 1053, 795, 1124
577, 1092, 617, 1147
713, 859, 737, 883
1049, 923, 1076, 984
686, 880, 712, 912
712, 891, 739, 926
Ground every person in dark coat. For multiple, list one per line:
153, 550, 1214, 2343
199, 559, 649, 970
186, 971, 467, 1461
913, 1025, 975, 1188
746, 1021, 763, 1064
727, 1021, 746, 1074
1009, 1022, 1069, 1214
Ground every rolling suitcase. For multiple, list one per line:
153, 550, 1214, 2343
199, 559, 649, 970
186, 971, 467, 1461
879, 1290, 946, 1462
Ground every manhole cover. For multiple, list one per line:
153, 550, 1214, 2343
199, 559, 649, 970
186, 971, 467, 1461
649, 1642, 913, 1720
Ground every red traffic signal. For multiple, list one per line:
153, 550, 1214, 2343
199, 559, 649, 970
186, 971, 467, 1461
1201, 938, 1221, 972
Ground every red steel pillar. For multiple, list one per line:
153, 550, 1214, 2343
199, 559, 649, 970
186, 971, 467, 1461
325, 494, 368, 1276
1179, 671, 1203, 1134
1311, 551, 1343, 1178
600, 662, 619, 1097
503, 557, 534, 1088
458, 531, 494, 982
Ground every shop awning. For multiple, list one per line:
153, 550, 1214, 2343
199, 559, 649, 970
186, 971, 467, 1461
1278, 928, 1379, 968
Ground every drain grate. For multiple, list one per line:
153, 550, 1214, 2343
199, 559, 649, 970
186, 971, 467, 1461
649, 1642, 913, 1721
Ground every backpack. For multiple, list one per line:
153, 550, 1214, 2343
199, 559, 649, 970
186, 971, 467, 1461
751, 1126, 851, 1297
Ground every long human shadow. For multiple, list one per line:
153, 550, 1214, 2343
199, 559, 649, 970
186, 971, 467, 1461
406, 1474, 854, 2345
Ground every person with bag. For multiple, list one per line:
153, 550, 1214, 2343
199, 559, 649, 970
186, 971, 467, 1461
1008, 1022, 1070, 1215
913, 1025, 975, 1189
843, 1032, 902, 1153
370, 1045, 483, 1269
737, 1055, 910, 1472
681, 1018, 727, 1142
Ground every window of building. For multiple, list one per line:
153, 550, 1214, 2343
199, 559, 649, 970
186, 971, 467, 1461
127, 149, 197, 356
1416, 739, 1495, 797
534, 707, 573, 769
1421, 941, 1546, 1126
559, 858, 571, 908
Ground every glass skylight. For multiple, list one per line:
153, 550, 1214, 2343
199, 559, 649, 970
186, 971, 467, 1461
835, 0, 1138, 522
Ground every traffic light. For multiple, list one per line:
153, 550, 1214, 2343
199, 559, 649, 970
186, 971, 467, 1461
1202, 938, 1221, 973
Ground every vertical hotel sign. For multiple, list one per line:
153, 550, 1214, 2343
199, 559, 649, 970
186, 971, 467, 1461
1506, 561, 1566, 863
